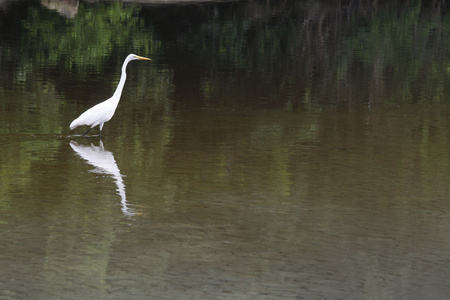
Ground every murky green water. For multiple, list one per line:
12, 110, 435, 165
1, 1, 450, 299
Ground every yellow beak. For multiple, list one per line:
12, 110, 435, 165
134, 55, 151, 61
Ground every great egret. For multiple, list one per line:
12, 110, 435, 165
70, 54, 151, 137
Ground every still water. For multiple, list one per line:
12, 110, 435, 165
1, 1, 450, 299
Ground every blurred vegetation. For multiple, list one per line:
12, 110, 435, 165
21, 2, 151, 68
1, 0, 450, 112
177, 0, 450, 110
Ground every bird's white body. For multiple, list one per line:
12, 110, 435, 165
69, 96, 118, 132
70, 54, 151, 136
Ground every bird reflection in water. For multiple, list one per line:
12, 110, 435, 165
70, 140, 135, 217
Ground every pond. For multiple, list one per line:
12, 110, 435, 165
1, 1, 450, 299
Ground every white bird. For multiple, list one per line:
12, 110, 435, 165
70, 54, 151, 137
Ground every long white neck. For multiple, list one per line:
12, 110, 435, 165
111, 58, 131, 106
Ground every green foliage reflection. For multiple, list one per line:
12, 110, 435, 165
22, 2, 152, 69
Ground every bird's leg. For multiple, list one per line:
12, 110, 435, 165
82, 127, 93, 136
98, 123, 104, 138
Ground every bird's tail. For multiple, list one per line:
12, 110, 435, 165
70, 119, 78, 130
